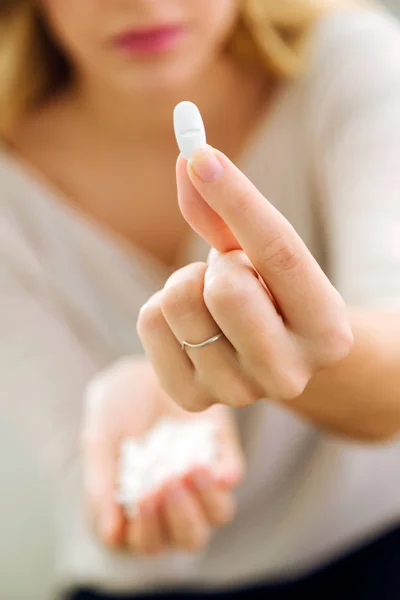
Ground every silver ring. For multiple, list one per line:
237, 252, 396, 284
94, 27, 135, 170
181, 332, 223, 351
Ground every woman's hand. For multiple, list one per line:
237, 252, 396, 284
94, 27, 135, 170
82, 356, 245, 555
137, 147, 353, 412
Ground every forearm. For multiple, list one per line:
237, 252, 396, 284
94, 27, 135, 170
289, 309, 400, 442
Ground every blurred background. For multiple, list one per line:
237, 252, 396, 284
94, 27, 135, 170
384, 0, 399, 14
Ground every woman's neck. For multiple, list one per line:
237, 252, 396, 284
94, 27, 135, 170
65, 53, 267, 150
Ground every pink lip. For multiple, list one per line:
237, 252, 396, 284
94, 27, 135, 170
113, 25, 186, 55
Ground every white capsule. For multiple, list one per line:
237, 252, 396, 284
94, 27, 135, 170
174, 101, 207, 159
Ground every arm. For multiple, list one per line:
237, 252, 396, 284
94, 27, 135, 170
138, 10, 400, 442
291, 9, 400, 440
292, 310, 400, 441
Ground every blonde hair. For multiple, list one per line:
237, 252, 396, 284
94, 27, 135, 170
0, 0, 350, 137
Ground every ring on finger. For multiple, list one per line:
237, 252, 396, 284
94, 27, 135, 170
181, 331, 224, 351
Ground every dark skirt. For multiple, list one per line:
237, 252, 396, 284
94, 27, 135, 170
70, 524, 400, 600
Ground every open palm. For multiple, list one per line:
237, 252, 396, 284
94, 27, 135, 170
82, 356, 245, 555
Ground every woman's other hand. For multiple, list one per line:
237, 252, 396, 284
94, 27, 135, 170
82, 356, 245, 555
137, 147, 353, 412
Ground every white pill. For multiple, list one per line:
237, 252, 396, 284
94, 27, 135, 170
116, 417, 218, 517
174, 101, 207, 159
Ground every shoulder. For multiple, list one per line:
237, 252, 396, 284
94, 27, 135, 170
293, 8, 400, 139
309, 7, 400, 71
0, 150, 57, 280
302, 7, 400, 118
0, 151, 32, 259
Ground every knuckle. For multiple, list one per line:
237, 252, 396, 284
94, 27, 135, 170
248, 358, 310, 402
259, 232, 301, 275
194, 370, 253, 409
163, 380, 212, 413
204, 266, 250, 313
228, 386, 258, 408
137, 295, 164, 337
231, 190, 254, 217
180, 389, 214, 413
320, 323, 354, 366
162, 264, 206, 318
272, 370, 310, 401
308, 293, 353, 368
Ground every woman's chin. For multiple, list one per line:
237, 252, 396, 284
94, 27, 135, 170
109, 55, 207, 97
124, 74, 187, 95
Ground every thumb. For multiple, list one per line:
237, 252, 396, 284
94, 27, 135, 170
176, 152, 239, 253
206, 406, 246, 489
82, 429, 125, 547
82, 375, 126, 547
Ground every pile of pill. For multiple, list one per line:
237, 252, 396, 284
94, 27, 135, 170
116, 417, 218, 517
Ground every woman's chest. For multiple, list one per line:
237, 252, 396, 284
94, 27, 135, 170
50, 150, 195, 268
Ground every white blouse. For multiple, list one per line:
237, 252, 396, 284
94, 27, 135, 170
1, 8, 400, 598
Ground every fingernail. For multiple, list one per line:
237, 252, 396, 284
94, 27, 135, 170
212, 465, 233, 486
215, 472, 235, 487
167, 481, 186, 501
139, 499, 156, 517
188, 148, 223, 183
192, 470, 212, 489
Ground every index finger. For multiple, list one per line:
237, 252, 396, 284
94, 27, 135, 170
186, 147, 340, 334
176, 153, 239, 253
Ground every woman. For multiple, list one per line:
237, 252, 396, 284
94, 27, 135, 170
0, 0, 400, 598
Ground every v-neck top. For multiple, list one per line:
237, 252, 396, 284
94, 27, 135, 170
1, 8, 400, 597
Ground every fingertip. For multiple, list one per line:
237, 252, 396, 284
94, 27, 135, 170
176, 152, 188, 174
214, 456, 246, 489
185, 466, 213, 491
187, 147, 224, 184
216, 470, 242, 489
101, 505, 124, 547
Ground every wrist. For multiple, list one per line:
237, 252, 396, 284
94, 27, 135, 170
284, 307, 400, 441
